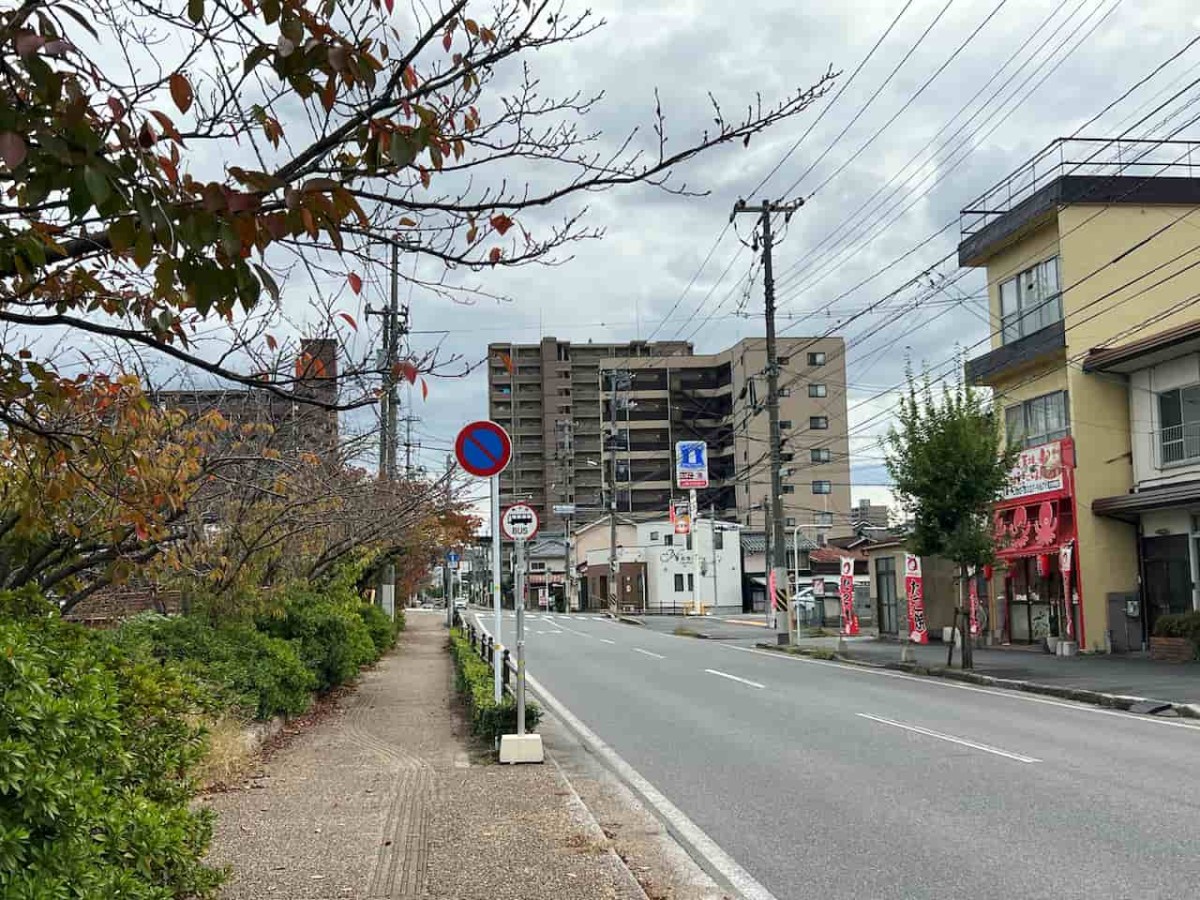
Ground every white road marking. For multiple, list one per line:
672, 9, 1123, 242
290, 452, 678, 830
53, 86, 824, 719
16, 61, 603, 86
705, 668, 765, 690
720, 644, 1200, 732
634, 648, 666, 660
599, 638, 616, 645
858, 713, 1041, 763
525, 672, 781, 900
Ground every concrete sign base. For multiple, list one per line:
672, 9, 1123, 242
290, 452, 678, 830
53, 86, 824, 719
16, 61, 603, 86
499, 733, 544, 764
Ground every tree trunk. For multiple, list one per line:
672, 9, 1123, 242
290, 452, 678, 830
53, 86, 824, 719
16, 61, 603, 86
960, 564, 974, 670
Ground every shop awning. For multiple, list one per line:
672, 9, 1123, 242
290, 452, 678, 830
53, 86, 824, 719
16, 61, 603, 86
1093, 480, 1200, 522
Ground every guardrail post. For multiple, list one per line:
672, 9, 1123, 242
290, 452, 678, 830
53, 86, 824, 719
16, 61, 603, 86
502, 649, 511, 691
486, 635, 494, 664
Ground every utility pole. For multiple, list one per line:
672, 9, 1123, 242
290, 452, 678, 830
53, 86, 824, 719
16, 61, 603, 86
733, 198, 803, 642
763, 497, 773, 627
605, 370, 629, 615
710, 502, 719, 611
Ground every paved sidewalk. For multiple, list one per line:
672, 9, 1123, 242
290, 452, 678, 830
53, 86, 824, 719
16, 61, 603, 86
204, 614, 646, 899
790, 636, 1200, 705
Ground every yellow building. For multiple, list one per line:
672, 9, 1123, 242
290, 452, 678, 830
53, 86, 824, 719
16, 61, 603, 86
961, 138, 1200, 651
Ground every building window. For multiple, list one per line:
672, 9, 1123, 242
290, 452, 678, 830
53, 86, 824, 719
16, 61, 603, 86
779, 387, 792, 397
785, 516, 797, 527
650, 530, 659, 541
1005, 391, 1069, 448
808, 351, 826, 366
999, 256, 1061, 345
687, 573, 694, 591
674, 573, 685, 592
530, 561, 546, 572
1158, 385, 1200, 465
782, 485, 795, 494
781, 452, 795, 462
810, 416, 829, 430
808, 383, 828, 398
664, 534, 673, 547
780, 420, 793, 431
777, 355, 791, 366
812, 480, 832, 495
811, 448, 831, 463
817, 511, 835, 527
686, 533, 693, 550
714, 530, 724, 550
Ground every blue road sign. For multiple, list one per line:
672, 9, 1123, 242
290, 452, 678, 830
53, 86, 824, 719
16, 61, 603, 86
675, 440, 709, 489
447, 551, 460, 563
455, 420, 512, 478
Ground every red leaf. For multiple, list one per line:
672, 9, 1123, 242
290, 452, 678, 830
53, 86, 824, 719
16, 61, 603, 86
266, 333, 278, 351
384, 0, 394, 11
338, 312, 358, 331
399, 361, 418, 384
442, 30, 452, 51
421, 377, 429, 401
135, 521, 149, 541
169, 73, 194, 114
107, 97, 125, 120
490, 214, 513, 236
488, 247, 502, 264
348, 272, 363, 294
0, 133, 27, 170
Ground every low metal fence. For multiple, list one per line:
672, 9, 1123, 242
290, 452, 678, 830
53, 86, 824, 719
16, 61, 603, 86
454, 610, 517, 696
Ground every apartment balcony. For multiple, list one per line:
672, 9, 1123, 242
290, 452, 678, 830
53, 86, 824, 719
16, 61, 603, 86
1158, 423, 1200, 468
965, 319, 1066, 387
959, 137, 1200, 266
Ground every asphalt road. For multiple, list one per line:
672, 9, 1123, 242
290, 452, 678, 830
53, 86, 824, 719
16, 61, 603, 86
479, 609, 1200, 900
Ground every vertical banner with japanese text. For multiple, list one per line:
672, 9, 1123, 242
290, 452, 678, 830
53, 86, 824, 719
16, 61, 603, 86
1060, 542, 1074, 640
839, 557, 859, 636
904, 554, 929, 644
968, 568, 980, 637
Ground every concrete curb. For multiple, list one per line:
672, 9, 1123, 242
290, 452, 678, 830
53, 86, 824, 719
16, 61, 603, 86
547, 753, 651, 900
755, 643, 1200, 720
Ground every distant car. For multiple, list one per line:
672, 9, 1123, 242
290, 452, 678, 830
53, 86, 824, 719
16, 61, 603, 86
419, 602, 435, 609
453, 599, 468, 609
792, 587, 818, 613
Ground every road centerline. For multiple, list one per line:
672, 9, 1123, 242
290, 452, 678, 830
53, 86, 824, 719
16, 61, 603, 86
634, 648, 666, 660
857, 713, 1041, 764
705, 668, 765, 689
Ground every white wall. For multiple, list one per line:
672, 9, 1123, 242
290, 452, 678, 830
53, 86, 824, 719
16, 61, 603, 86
637, 520, 742, 610
1130, 353, 1200, 488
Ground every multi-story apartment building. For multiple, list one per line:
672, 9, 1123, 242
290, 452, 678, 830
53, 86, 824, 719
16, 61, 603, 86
486, 336, 852, 536
961, 137, 1200, 651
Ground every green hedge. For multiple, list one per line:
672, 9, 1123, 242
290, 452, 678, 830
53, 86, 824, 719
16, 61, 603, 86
357, 602, 403, 656
448, 629, 541, 741
0, 615, 222, 899
256, 590, 379, 692
1153, 611, 1200, 652
116, 616, 316, 720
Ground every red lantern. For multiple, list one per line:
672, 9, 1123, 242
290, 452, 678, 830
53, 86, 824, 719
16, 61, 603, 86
1036, 554, 1051, 578
982, 564, 994, 581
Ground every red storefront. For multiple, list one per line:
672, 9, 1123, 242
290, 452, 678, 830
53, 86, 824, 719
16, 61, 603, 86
992, 438, 1083, 646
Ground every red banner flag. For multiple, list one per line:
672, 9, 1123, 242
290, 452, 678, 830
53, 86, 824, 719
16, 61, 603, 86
839, 557, 858, 636
968, 568, 980, 637
904, 554, 929, 644
1060, 542, 1074, 640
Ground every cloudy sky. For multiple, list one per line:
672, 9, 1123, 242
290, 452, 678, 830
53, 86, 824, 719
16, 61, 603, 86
295, 0, 1200, 510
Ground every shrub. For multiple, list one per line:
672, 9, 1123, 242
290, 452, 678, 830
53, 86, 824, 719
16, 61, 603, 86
448, 629, 541, 741
0, 615, 222, 899
117, 616, 315, 720
258, 590, 376, 691
357, 602, 401, 657
1153, 611, 1200, 649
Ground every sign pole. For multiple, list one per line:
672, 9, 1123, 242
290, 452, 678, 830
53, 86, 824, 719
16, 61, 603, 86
492, 475, 502, 703
515, 537, 527, 735
689, 488, 700, 615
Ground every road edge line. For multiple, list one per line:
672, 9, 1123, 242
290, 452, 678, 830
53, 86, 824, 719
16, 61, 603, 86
525, 671, 781, 900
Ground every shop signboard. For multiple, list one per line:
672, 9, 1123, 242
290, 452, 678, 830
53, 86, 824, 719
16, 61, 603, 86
904, 554, 929, 644
1003, 440, 1064, 500
839, 557, 859, 636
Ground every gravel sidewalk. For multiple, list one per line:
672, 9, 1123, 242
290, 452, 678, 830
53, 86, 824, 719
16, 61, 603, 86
204, 612, 646, 899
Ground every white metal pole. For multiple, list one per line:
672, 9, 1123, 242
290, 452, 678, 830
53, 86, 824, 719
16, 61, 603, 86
491, 475, 502, 703
689, 488, 700, 615
515, 538, 527, 735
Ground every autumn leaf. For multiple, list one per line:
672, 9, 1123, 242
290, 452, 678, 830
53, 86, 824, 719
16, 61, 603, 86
488, 247, 502, 264
266, 333, 278, 351
348, 273, 363, 294
442, 30, 453, 51
397, 361, 418, 384
338, 312, 358, 331
490, 214, 513, 236
169, 73, 194, 113
0, 133, 27, 170
384, 0, 395, 11
421, 378, 429, 401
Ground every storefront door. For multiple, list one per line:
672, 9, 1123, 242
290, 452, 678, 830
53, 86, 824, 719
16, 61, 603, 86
1143, 534, 1191, 633
1005, 556, 1064, 644
876, 556, 898, 634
